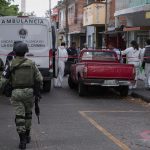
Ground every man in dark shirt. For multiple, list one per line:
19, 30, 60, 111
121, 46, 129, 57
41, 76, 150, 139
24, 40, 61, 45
67, 42, 78, 62
64, 42, 78, 75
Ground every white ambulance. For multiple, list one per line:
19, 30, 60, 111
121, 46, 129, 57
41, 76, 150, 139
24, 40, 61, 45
0, 16, 56, 92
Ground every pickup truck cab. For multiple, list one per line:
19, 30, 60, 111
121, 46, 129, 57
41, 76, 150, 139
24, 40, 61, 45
68, 49, 135, 97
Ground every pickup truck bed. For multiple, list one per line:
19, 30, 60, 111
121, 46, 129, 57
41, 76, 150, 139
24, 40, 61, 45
83, 62, 134, 79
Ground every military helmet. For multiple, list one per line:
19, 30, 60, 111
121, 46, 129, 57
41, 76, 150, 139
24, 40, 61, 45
13, 41, 22, 51
14, 42, 29, 55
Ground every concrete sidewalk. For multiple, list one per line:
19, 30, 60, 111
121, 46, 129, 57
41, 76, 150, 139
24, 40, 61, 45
131, 80, 150, 103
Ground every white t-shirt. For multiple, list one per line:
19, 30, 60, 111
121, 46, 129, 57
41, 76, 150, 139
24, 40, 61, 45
121, 47, 141, 63
113, 48, 121, 60
58, 46, 68, 63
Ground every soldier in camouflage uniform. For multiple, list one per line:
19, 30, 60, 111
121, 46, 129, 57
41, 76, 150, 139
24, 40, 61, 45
0, 42, 43, 150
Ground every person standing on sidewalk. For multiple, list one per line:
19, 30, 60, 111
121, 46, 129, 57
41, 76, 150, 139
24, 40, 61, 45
64, 42, 78, 75
67, 42, 78, 63
0, 42, 43, 150
54, 42, 68, 87
142, 39, 150, 89
121, 40, 142, 89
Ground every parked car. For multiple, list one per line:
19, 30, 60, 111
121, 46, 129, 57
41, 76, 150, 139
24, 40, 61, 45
68, 49, 135, 97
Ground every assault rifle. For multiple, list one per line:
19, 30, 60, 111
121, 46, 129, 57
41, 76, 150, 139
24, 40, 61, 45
34, 81, 41, 124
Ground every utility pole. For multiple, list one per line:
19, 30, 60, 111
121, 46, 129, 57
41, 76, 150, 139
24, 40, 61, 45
49, 0, 51, 21
21, 0, 26, 15
65, 0, 69, 47
105, 0, 108, 32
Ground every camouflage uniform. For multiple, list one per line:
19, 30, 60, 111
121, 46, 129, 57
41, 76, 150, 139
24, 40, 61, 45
12, 57, 43, 134
0, 57, 42, 135
0, 41, 43, 150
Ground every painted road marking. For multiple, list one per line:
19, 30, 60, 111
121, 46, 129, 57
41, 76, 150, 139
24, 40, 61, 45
81, 110, 150, 113
79, 110, 150, 150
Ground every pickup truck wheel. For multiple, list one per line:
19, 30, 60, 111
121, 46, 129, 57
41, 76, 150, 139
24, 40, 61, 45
43, 80, 51, 92
68, 76, 76, 89
78, 83, 86, 96
120, 86, 129, 97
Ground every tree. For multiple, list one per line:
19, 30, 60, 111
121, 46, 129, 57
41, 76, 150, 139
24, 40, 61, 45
0, 0, 20, 16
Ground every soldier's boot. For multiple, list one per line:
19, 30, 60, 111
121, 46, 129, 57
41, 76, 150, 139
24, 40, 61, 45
19, 133, 26, 150
26, 130, 31, 144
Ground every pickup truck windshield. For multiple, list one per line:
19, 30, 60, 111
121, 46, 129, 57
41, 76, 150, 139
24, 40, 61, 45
82, 51, 116, 61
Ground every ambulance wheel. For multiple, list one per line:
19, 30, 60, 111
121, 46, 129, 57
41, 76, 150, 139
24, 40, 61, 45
43, 80, 51, 92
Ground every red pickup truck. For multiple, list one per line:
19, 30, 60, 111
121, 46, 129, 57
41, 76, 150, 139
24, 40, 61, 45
68, 49, 135, 97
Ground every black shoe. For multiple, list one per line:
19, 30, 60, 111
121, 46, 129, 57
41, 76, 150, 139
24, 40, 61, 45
26, 130, 31, 144
19, 133, 26, 150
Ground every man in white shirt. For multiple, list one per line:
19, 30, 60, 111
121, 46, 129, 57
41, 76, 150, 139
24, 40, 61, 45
54, 42, 68, 87
121, 40, 141, 88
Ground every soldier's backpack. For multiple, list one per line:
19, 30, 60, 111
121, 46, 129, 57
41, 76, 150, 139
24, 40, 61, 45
11, 59, 34, 88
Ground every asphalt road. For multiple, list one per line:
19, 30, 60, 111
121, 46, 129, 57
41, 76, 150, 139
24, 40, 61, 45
0, 77, 150, 150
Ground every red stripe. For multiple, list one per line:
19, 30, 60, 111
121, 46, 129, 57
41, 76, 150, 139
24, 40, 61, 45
0, 53, 150, 59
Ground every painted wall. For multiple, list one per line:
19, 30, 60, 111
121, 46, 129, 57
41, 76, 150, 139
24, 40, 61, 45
86, 26, 95, 48
83, 3, 105, 26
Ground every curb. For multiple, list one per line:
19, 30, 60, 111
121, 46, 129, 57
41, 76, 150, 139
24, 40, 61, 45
131, 91, 150, 103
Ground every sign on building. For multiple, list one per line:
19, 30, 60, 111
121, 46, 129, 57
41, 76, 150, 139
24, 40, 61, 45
145, 12, 150, 19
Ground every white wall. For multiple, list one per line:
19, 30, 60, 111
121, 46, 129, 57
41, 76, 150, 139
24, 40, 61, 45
86, 26, 95, 48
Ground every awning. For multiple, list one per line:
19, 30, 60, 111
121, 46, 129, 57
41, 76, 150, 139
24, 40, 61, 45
69, 31, 85, 35
115, 4, 150, 17
123, 26, 150, 31
99, 30, 125, 35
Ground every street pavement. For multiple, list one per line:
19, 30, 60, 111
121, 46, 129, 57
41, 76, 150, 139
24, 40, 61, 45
131, 80, 150, 103
0, 78, 150, 150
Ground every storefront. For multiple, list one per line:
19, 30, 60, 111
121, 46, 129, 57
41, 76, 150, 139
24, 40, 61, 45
99, 26, 126, 50
124, 27, 150, 48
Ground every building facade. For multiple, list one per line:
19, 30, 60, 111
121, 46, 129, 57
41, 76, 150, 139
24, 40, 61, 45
54, 0, 150, 49
57, 0, 86, 49
115, 0, 150, 48
105, 0, 126, 50
83, 0, 106, 49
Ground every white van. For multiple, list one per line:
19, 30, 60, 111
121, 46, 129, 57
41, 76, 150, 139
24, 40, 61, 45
0, 16, 56, 92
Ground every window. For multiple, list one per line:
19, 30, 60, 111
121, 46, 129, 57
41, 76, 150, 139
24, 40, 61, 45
68, 5, 75, 25
82, 51, 116, 61
88, 35, 91, 48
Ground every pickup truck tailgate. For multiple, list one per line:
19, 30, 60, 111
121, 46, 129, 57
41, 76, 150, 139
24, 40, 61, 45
86, 63, 134, 80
